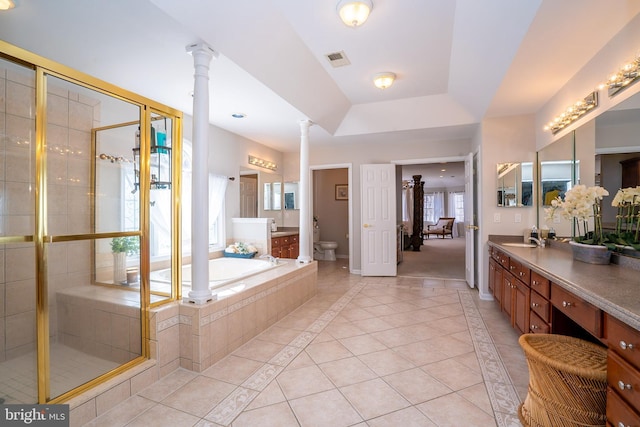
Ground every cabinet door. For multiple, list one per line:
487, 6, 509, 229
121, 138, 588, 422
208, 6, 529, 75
489, 259, 496, 295
502, 273, 514, 319
290, 243, 299, 259
513, 279, 530, 334
494, 263, 503, 306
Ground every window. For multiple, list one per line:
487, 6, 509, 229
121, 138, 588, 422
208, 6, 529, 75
453, 192, 465, 222
423, 193, 435, 223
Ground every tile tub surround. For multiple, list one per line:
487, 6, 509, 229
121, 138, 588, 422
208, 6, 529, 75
151, 260, 317, 374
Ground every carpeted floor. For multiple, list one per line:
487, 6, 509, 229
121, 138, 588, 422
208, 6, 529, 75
397, 236, 466, 280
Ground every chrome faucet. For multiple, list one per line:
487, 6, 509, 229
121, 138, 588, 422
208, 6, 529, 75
529, 237, 546, 248
260, 254, 279, 264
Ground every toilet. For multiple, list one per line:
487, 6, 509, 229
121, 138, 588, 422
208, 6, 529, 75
313, 228, 338, 261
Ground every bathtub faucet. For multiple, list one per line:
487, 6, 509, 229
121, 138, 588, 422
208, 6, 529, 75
260, 254, 279, 265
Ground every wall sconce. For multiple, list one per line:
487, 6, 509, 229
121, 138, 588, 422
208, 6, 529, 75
248, 155, 277, 171
373, 72, 396, 89
337, 0, 372, 27
607, 53, 640, 97
543, 91, 598, 134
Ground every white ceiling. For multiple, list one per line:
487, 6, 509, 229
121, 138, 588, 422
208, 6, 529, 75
1, 0, 639, 154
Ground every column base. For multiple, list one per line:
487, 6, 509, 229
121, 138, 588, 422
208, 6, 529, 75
184, 290, 216, 305
297, 255, 312, 264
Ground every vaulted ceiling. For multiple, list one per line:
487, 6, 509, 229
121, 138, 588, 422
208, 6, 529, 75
1, 0, 639, 152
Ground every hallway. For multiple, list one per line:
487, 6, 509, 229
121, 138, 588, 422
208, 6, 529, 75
83, 259, 527, 427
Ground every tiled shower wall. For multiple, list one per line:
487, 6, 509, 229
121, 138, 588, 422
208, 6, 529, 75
0, 65, 97, 362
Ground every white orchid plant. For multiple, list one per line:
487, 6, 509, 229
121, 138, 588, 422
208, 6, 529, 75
544, 185, 611, 246
610, 186, 640, 250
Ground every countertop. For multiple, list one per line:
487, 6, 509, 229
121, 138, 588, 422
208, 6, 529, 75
271, 228, 299, 238
488, 238, 640, 331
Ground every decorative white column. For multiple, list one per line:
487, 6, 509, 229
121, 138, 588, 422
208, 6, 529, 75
185, 42, 217, 304
297, 119, 313, 263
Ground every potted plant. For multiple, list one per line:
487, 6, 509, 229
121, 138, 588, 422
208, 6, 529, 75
609, 186, 640, 253
111, 236, 139, 284
545, 184, 613, 264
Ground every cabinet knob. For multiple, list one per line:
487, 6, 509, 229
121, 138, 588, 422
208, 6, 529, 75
620, 340, 634, 351
519, 271, 524, 277
618, 422, 630, 427
562, 301, 573, 308
532, 303, 540, 308
618, 380, 632, 391
532, 280, 538, 286
531, 325, 539, 330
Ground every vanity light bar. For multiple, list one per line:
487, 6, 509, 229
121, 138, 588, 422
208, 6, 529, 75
544, 91, 598, 134
607, 53, 640, 97
248, 155, 277, 171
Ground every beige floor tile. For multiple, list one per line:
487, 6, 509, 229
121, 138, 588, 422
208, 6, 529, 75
275, 314, 316, 331
421, 358, 483, 391
424, 334, 474, 357
451, 351, 482, 373
370, 328, 418, 347
138, 368, 198, 402
285, 351, 316, 371
338, 334, 387, 355
304, 340, 353, 364
161, 375, 236, 417
85, 396, 156, 427
392, 341, 450, 367
323, 321, 366, 339
366, 406, 437, 427
350, 295, 381, 308
417, 392, 496, 427
383, 368, 452, 404
289, 389, 363, 427
363, 304, 401, 317
396, 322, 441, 341
350, 316, 394, 333
245, 379, 287, 410
310, 330, 335, 344
276, 364, 334, 400
257, 325, 303, 345
201, 355, 264, 385
232, 338, 284, 363
457, 383, 494, 415
319, 356, 378, 387
340, 306, 377, 321
125, 402, 201, 427
358, 349, 415, 376
340, 378, 411, 419
231, 401, 299, 427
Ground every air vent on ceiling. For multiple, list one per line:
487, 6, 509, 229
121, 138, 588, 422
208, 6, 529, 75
325, 51, 350, 68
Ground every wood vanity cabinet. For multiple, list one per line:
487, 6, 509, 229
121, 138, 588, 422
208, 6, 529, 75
271, 234, 299, 259
605, 314, 640, 424
529, 272, 551, 334
493, 251, 530, 335
550, 283, 603, 339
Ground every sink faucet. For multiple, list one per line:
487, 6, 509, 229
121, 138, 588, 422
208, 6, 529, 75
529, 236, 546, 248
260, 254, 279, 265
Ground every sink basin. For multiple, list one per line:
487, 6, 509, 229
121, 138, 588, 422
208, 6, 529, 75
501, 242, 537, 248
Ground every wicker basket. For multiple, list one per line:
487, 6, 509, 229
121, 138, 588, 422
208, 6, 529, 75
518, 334, 607, 427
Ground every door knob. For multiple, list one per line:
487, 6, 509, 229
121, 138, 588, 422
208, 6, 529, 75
466, 225, 479, 230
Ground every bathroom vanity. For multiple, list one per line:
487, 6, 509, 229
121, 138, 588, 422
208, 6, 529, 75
271, 230, 299, 259
487, 238, 640, 424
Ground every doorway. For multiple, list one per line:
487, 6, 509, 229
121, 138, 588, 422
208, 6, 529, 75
396, 158, 468, 281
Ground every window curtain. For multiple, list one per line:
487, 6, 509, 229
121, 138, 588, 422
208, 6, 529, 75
402, 185, 413, 232
209, 173, 228, 237
433, 191, 445, 221
447, 191, 459, 237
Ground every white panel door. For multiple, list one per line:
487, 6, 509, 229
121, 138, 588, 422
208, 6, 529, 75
240, 175, 257, 218
361, 164, 397, 276
465, 152, 476, 288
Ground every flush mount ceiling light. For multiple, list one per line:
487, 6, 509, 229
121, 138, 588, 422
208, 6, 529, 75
231, 112, 246, 119
337, 0, 372, 27
0, 0, 15, 10
373, 72, 396, 89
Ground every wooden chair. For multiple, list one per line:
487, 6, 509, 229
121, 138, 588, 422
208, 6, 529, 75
423, 217, 455, 239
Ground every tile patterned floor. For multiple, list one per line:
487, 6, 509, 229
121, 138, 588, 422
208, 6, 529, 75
85, 260, 528, 427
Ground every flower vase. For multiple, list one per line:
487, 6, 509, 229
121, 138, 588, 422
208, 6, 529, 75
113, 252, 127, 284
569, 241, 611, 265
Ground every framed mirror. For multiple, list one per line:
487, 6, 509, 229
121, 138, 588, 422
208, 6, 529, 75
283, 182, 299, 210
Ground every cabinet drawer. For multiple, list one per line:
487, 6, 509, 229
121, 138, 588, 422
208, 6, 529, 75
530, 271, 550, 299
508, 258, 530, 285
608, 350, 640, 411
607, 387, 640, 427
530, 291, 550, 323
607, 314, 640, 369
272, 238, 282, 248
529, 311, 550, 334
282, 236, 290, 245
291, 234, 299, 243
551, 283, 603, 338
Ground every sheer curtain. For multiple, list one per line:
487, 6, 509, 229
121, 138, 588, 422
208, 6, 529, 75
209, 174, 228, 242
433, 191, 445, 221
447, 191, 459, 237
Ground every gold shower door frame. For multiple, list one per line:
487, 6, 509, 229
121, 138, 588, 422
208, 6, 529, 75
0, 40, 182, 404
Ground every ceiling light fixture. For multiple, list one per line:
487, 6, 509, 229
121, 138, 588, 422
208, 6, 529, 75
606, 52, 640, 97
373, 72, 396, 89
337, 0, 372, 27
0, 0, 15, 10
231, 113, 246, 119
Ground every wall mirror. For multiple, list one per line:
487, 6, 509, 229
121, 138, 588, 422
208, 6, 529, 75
496, 162, 533, 207
284, 182, 299, 210
239, 168, 283, 220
